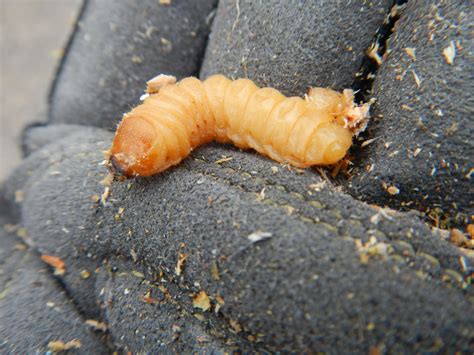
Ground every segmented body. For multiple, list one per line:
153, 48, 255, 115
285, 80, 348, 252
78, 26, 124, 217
111, 74, 367, 177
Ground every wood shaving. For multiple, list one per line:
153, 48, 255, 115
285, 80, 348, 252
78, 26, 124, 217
131, 55, 143, 64
100, 172, 114, 187
361, 137, 379, 147
132, 270, 145, 278
215, 295, 225, 313
442, 41, 456, 65
386, 185, 400, 195
247, 231, 272, 243
193, 291, 211, 311
47, 339, 81, 352
211, 261, 220, 281
143, 290, 159, 305
214, 156, 233, 164
284, 205, 295, 216
160, 37, 172, 52
100, 187, 110, 206
114, 207, 125, 221
367, 42, 383, 65
130, 249, 138, 262
355, 237, 392, 264
41, 254, 66, 276
175, 252, 187, 276
444, 122, 458, 136
16, 227, 28, 238
14, 190, 24, 203
229, 319, 242, 333
404, 47, 417, 61
159, 0, 171, 4
309, 181, 326, 192
85, 319, 107, 332
146, 74, 177, 94
411, 70, 421, 88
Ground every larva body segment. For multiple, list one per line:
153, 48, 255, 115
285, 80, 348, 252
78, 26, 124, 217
111, 74, 369, 177
202, 75, 232, 143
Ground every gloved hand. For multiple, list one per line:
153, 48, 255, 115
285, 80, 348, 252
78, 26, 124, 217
1, 1, 472, 353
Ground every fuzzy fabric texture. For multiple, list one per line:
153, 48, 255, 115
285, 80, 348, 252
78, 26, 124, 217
1, 0, 473, 353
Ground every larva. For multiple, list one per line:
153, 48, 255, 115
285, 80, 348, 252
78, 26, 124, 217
110, 74, 369, 177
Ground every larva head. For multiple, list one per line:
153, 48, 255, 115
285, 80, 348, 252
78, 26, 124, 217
307, 87, 345, 117
340, 89, 370, 134
110, 114, 158, 177
307, 87, 370, 135
305, 122, 353, 165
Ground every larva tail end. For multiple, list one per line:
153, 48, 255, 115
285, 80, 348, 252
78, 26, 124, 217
306, 123, 353, 165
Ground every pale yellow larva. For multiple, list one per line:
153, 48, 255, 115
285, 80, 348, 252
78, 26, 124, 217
110, 74, 369, 176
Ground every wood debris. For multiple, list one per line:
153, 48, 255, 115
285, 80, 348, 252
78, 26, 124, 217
355, 236, 392, 264
100, 172, 114, 187
85, 319, 107, 332
404, 47, 417, 61
247, 231, 272, 243
100, 187, 110, 205
271, 166, 279, 174
41, 254, 66, 276
215, 295, 225, 313
158, 285, 171, 300
175, 252, 188, 276
114, 207, 125, 221
361, 137, 379, 147
442, 41, 456, 65
130, 249, 138, 262
80, 270, 90, 279
367, 42, 383, 65
159, 0, 171, 4
14, 190, 24, 203
47, 339, 81, 352
193, 291, 211, 311
143, 290, 159, 305
444, 122, 458, 136
309, 181, 326, 192
229, 319, 242, 333
132, 270, 145, 278
146, 74, 177, 94
131, 55, 143, 64
411, 70, 421, 88
386, 185, 400, 195
256, 187, 266, 201
211, 261, 220, 281
214, 156, 233, 164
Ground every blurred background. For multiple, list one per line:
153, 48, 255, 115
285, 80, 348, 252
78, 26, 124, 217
0, 0, 81, 182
